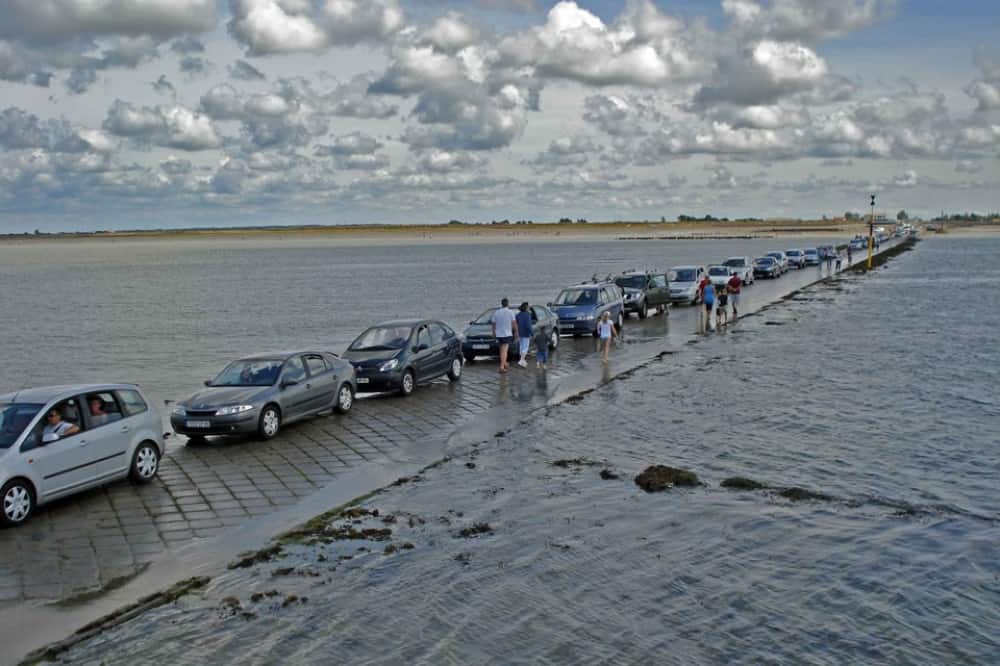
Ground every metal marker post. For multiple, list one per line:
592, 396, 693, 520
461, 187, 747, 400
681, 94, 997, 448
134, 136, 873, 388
868, 193, 876, 269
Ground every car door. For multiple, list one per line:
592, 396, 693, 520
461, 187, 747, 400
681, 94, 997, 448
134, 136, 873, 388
302, 354, 337, 413
25, 397, 102, 499
277, 356, 310, 420
410, 325, 436, 380
648, 274, 667, 307
82, 390, 132, 479
426, 324, 452, 376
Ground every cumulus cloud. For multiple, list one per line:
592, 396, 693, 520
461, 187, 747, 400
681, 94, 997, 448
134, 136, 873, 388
422, 13, 481, 52
498, 0, 705, 87
0, 0, 217, 42
965, 48, 1000, 112
527, 135, 601, 169
722, 0, 896, 42
228, 0, 404, 55
102, 99, 222, 150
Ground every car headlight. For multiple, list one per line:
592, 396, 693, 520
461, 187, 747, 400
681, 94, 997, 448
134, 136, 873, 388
379, 358, 400, 372
577, 314, 595, 320
215, 404, 255, 416
171, 404, 186, 416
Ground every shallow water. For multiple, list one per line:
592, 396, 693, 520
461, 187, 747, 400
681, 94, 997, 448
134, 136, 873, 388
55, 237, 1000, 664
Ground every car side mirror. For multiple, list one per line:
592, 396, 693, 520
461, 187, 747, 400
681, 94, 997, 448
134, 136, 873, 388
42, 432, 59, 444
280, 379, 299, 389
203, 379, 212, 387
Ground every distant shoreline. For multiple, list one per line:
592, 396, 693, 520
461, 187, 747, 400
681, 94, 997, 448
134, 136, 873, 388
2, 220, 996, 246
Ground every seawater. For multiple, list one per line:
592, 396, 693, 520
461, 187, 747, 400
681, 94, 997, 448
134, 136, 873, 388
54, 237, 1000, 664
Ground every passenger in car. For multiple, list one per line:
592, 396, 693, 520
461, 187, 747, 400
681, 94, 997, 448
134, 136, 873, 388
88, 396, 120, 427
42, 408, 80, 441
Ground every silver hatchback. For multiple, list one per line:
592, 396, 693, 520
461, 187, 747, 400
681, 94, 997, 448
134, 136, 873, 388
0, 384, 166, 526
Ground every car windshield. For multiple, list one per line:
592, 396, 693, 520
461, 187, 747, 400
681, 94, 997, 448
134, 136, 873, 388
554, 289, 597, 306
472, 309, 498, 324
804, 249, 817, 255
670, 269, 697, 282
212, 360, 283, 387
708, 266, 730, 276
755, 257, 774, 265
0, 402, 44, 449
615, 276, 646, 290
767, 252, 783, 258
350, 326, 413, 351
787, 250, 802, 256
724, 258, 745, 267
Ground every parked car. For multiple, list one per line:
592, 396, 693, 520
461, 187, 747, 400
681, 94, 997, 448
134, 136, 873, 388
613, 270, 671, 319
803, 248, 820, 266
172, 351, 356, 442
754, 256, 781, 278
343, 320, 463, 396
463, 304, 560, 362
723, 256, 755, 285
765, 251, 789, 273
785, 249, 806, 268
1, 383, 165, 526
707, 265, 734, 288
848, 236, 868, 252
549, 282, 625, 336
668, 265, 707, 305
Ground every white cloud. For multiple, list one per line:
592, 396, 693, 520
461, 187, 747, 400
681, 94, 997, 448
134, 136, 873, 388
103, 100, 221, 150
0, 0, 217, 42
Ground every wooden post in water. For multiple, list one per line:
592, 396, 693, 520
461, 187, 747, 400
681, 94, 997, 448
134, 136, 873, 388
868, 193, 876, 269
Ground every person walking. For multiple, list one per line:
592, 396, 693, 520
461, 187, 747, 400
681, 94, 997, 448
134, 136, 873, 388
702, 280, 716, 332
726, 271, 742, 319
533, 325, 550, 369
515, 302, 533, 368
597, 311, 617, 363
490, 298, 518, 374
716, 284, 729, 327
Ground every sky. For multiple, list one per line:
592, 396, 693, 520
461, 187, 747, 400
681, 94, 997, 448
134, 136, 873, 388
0, 0, 998, 232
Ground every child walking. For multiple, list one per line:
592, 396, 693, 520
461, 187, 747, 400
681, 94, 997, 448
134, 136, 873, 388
534, 326, 550, 369
598, 311, 617, 363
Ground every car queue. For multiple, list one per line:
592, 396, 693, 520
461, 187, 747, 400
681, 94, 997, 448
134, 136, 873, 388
0, 241, 853, 526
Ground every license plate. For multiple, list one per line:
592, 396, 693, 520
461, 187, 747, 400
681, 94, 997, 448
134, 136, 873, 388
472, 344, 490, 350
356, 377, 370, 384
185, 420, 210, 428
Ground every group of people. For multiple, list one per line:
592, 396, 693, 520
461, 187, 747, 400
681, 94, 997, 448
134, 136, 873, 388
489, 298, 552, 373
698, 272, 743, 332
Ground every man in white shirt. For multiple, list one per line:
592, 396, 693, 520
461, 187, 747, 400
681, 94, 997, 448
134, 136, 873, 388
490, 297, 518, 374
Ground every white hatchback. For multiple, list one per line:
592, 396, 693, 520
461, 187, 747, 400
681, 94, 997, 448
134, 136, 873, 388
0, 383, 165, 526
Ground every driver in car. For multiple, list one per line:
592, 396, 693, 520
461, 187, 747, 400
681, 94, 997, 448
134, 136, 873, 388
42, 408, 80, 441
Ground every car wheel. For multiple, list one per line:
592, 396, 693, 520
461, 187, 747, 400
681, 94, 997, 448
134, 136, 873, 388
334, 383, 354, 414
129, 442, 160, 483
549, 329, 559, 350
464, 353, 476, 364
1, 479, 35, 527
400, 369, 416, 396
638, 302, 648, 319
616, 312, 624, 329
447, 357, 462, 381
258, 405, 281, 439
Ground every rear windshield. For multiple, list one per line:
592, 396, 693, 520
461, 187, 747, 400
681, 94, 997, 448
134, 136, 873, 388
0, 402, 43, 449
670, 269, 697, 282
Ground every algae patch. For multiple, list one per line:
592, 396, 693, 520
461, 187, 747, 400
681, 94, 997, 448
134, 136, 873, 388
634, 465, 700, 492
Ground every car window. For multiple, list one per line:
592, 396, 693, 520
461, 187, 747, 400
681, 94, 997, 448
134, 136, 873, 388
26, 398, 84, 451
84, 391, 124, 428
116, 389, 149, 416
651, 274, 667, 288
0, 402, 43, 450
304, 354, 328, 376
415, 326, 429, 348
428, 324, 445, 346
282, 357, 307, 383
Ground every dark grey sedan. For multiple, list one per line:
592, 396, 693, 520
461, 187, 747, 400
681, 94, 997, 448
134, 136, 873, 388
171, 351, 356, 442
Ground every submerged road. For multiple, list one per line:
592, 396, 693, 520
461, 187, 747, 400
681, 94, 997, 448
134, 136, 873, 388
0, 238, 911, 662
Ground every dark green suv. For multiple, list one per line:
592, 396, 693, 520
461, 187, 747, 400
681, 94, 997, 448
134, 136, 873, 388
614, 270, 671, 319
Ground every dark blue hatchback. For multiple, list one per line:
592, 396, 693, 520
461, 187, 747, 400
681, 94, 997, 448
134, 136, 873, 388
548, 283, 625, 336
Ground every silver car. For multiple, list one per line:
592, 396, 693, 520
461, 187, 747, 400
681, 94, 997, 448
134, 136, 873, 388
170, 350, 356, 442
0, 384, 165, 526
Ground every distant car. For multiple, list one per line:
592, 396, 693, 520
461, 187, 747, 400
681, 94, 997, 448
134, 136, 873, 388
723, 256, 755, 285
803, 248, 820, 266
343, 320, 463, 397
668, 265, 707, 305
549, 282, 625, 336
765, 251, 789, 273
754, 256, 781, 278
172, 351, 356, 442
785, 249, 806, 268
707, 265, 734, 288
463, 304, 560, 362
1, 383, 165, 526
848, 236, 868, 252
613, 270, 671, 319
